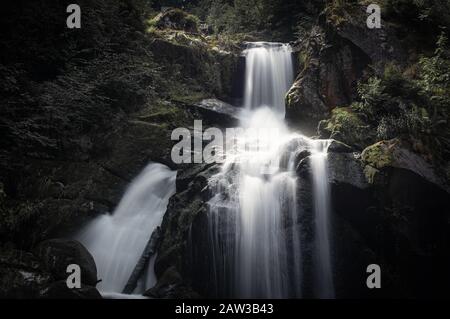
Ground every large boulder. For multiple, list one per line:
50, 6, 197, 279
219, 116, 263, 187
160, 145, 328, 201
144, 266, 201, 299
327, 152, 369, 190
40, 281, 101, 299
361, 138, 448, 190
34, 239, 98, 286
327, 139, 353, 153
326, 139, 450, 297
148, 37, 239, 102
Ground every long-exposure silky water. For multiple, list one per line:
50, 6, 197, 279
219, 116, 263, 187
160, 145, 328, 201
77, 163, 176, 297
311, 140, 335, 299
206, 42, 335, 298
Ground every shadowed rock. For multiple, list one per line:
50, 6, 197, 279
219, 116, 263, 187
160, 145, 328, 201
34, 239, 98, 286
189, 99, 240, 126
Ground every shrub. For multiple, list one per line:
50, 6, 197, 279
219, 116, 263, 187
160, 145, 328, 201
355, 33, 449, 166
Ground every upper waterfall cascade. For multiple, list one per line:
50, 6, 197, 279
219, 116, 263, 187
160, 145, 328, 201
243, 42, 294, 114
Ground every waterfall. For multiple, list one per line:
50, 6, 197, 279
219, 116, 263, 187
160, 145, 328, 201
243, 42, 294, 114
310, 140, 335, 298
206, 42, 334, 298
76, 163, 176, 296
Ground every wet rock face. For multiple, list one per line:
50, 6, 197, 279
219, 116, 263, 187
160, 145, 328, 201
291, 151, 380, 298
153, 163, 220, 298
286, 4, 405, 133
327, 152, 368, 190
374, 167, 450, 297
361, 139, 449, 191
328, 5, 406, 73
295, 145, 450, 298
327, 139, 353, 153
149, 38, 239, 102
333, 149, 450, 297
34, 239, 98, 286
285, 26, 370, 133
354, 139, 450, 296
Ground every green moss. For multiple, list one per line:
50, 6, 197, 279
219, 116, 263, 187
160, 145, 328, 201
363, 165, 380, 184
326, 107, 361, 131
361, 140, 396, 169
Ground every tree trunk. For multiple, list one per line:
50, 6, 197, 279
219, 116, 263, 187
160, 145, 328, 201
122, 227, 162, 294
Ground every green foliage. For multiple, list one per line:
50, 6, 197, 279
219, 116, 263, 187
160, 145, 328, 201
319, 107, 376, 149
204, 0, 268, 34
384, 0, 450, 31
356, 77, 389, 117
376, 107, 431, 140
361, 140, 395, 170
418, 33, 450, 98
193, 0, 323, 37
354, 33, 450, 163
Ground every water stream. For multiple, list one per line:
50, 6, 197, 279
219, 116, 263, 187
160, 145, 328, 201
76, 163, 176, 296
206, 42, 334, 298
77, 42, 334, 299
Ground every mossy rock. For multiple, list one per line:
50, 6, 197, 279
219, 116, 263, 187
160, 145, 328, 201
360, 139, 398, 184
363, 165, 382, 185
361, 138, 446, 189
361, 140, 395, 170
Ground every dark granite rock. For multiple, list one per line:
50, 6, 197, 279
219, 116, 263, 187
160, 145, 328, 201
34, 239, 98, 286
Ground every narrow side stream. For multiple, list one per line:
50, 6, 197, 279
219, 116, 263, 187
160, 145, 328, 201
76, 163, 176, 296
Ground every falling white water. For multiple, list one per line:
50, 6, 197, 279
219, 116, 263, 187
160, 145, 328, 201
310, 140, 335, 299
243, 42, 294, 114
206, 42, 334, 298
77, 163, 176, 296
